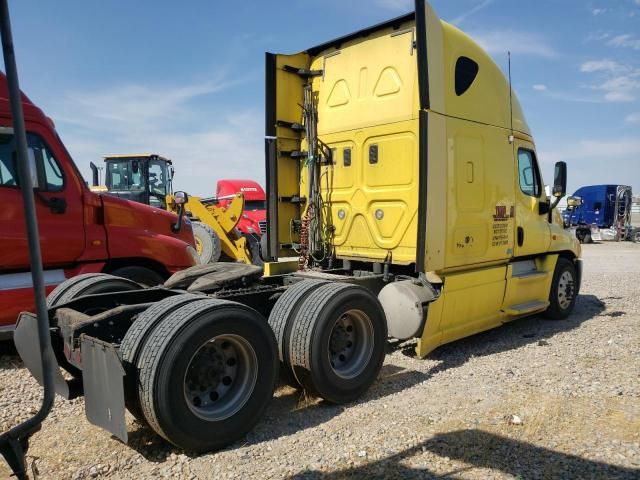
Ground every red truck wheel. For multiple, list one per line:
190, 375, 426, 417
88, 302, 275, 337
110, 266, 164, 287
47, 273, 141, 308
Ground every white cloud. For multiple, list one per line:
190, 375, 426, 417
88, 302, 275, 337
375, 0, 412, 11
625, 112, 640, 124
469, 30, 558, 58
451, 0, 494, 26
47, 78, 264, 196
532, 84, 547, 91
594, 74, 640, 102
580, 59, 625, 73
580, 58, 640, 103
591, 8, 607, 15
607, 34, 640, 50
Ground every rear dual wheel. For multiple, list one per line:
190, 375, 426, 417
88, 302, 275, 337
269, 281, 387, 404
133, 298, 278, 452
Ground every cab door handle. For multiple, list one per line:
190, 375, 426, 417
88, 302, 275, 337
35, 191, 67, 214
517, 227, 524, 247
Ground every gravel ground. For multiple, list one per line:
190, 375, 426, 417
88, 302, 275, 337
1, 242, 639, 479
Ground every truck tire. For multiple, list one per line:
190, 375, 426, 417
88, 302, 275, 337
544, 258, 578, 320
582, 231, 592, 244
193, 222, 221, 264
136, 299, 278, 452
47, 273, 141, 309
268, 279, 330, 386
110, 266, 164, 287
46, 273, 111, 307
245, 234, 263, 266
288, 283, 387, 404
120, 293, 203, 420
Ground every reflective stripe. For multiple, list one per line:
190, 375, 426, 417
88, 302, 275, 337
0, 269, 66, 291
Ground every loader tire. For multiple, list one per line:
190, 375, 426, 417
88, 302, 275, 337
245, 234, 263, 266
110, 266, 164, 287
288, 283, 387, 404
136, 298, 278, 452
120, 293, 203, 421
545, 258, 578, 320
268, 279, 330, 386
193, 222, 221, 264
47, 273, 141, 309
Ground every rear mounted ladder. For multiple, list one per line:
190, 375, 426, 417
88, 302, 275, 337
264, 52, 326, 262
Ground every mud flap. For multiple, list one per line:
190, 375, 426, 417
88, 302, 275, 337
13, 312, 70, 399
81, 335, 127, 442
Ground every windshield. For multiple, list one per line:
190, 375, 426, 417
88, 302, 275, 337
244, 200, 265, 211
105, 159, 145, 191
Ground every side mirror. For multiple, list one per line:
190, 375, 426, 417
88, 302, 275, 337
173, 191, 189, 205
172, 191, 189, 232
567, 196, 582, 208
552, 161, 567, 198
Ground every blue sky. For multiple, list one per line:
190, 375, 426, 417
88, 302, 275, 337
7, 0, 640, 196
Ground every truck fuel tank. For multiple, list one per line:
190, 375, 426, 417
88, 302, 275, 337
378, 279, 436, 340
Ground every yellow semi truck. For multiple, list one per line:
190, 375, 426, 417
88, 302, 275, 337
9, 0, 581, 463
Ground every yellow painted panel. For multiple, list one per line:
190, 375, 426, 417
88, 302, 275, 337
439, 22, 530, 135
438, 265, 507, 344
310, 19, 418, 136
364, 132, 415, 187
317, 120, 418, 264
455, 135, 484, 212
442, 114, 515, 269
273, 52, 309, 257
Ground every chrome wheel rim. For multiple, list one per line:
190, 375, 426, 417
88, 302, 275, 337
327, 309, 374, 380
183, 334, 257, 421
557, 270, 575, 310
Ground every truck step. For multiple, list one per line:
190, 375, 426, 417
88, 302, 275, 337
512, 270, 547, 280
503, 300, 549, 316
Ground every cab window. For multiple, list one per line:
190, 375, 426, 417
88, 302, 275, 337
0, 132, 65, 191
148, 159, 168, 196
517, 149, 541, 197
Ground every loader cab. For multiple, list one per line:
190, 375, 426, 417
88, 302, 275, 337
102, 154, 173, 209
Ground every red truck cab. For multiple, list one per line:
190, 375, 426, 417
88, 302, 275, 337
0, 74, 197, 339
216, 179, 266, 237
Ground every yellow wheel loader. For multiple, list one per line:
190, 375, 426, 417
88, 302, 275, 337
89, 154, 257, 265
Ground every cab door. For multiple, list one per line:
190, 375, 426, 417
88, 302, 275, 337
513, 140, 550, 257
0, 127, 85, 269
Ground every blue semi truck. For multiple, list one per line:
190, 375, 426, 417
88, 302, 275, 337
563, 184, 639, 243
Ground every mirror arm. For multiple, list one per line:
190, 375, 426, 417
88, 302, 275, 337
172, 204, 185, 233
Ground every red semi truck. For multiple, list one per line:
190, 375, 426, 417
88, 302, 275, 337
0, 74, 198, 339
216, 179, 266, 237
